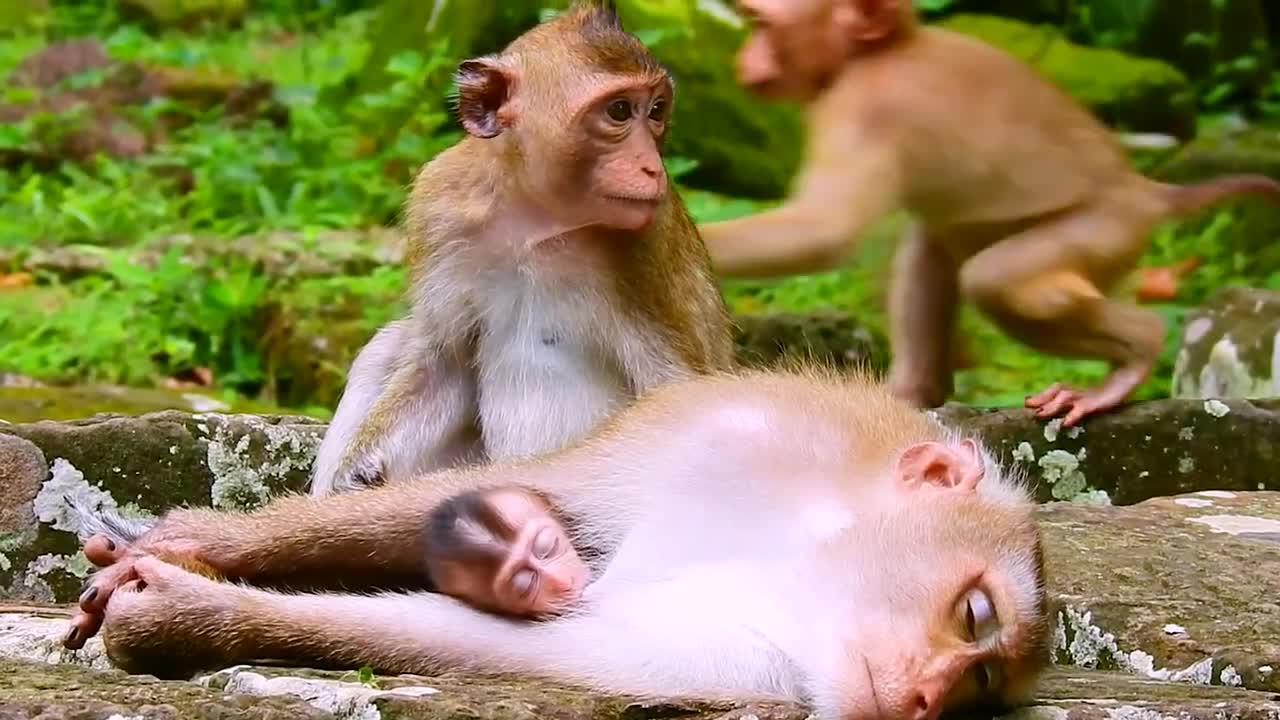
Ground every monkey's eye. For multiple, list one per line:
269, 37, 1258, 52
648, 98, 666, 121
532, 527, 559, 558
606, 99, 633, 123
511, 568, 537, 597
972, 661, 1001, 692
963, 588, 998, 641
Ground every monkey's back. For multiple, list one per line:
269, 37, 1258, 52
829, 26, 1136, 229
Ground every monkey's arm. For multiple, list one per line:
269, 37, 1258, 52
101, 557, 795, 703
697, 122, 903, 279
310, 319, 481, 496
66, 439, 624, 649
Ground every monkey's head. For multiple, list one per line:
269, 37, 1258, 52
423, 486, 589, 619
453, 2, 674, 233
733, 0, 915, 101
810, 437, 1050, 720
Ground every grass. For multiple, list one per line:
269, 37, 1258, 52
3, 1, 1280, 418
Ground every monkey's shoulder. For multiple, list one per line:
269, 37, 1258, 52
826, 27, 1131, 221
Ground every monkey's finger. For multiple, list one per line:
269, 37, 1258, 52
78, 561, 139, 614
131, 555, 181, 585
1024, 383, 1064, 409
1032, 389, 1080, 420
63, 611, 104, 649
83, 534, 126, 566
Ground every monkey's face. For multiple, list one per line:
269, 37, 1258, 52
454, 30, 674, 236
810, 440, 1049, 720
560, 75, 674, 233
428, 488, 590, 618
734, 0, 855, 101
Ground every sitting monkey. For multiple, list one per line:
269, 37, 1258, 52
423, 486, 590, 618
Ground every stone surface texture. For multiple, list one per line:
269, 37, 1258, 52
933, 397, 1280, 504
2, 398, 1279, 717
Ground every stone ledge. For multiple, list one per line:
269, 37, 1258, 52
1, 396, 1275, 515
2, 640, 1279, 720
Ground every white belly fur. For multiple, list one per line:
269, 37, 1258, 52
475, 273, 630, 461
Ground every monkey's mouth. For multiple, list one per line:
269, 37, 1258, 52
605, 194, 662, 205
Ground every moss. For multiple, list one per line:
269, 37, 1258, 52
939, 14, 1196, 137
0, 385, 276, 424
202, 413, 324, 510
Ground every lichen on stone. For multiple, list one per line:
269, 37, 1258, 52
1203, 399, 1231, 417
1071, 489, 1112, 506
201, 414, 322, 511
1043, 419, 1064, 442
1055, 606, 1220, 686
1220, 664, 1243, 686
1057, 605, 1124, 670
1177, 426, 1194, 441
1038, 449, 1088, 500
1178, 456, 1195, 474
1013, 442, 1035, 463
24, 552, 94, 586
32, 458, 127, 535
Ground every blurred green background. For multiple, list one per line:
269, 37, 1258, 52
2, 0, 1280, 419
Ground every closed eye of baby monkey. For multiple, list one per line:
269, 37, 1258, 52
422, 487, 589, 618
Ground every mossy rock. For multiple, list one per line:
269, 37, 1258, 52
939, 13, 1197, 138
1171, 286, 1280, 399
0, 384, 279, 424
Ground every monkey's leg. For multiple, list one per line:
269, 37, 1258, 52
887, 222, 958, 408
310, 319, 483, 496
959, 215, 1163, 426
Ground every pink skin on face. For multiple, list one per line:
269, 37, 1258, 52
433, 489, 590, 618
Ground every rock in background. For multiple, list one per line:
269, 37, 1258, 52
1172, 286, 1280, 398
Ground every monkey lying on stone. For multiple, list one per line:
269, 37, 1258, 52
65, 368, 1051, 720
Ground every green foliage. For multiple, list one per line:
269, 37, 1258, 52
2, 247, 270, 388
3, 0, 1280, 416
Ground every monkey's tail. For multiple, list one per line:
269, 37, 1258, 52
1161, 174, 1280, 218
62, 495, 156, 544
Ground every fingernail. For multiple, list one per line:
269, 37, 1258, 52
80, 587, 98, 604
64, 627, 79, 646
104, 538, 116, 551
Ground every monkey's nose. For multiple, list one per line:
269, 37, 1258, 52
543, 568, 576, 595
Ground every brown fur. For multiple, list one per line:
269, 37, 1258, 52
701, 0, 1280, 426
310, 1, 734, 496
68, 367, 1049, 720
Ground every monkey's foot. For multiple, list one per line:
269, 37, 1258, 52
63, 534, 205, 650
95, 557, 240, 677
1024, 365, 1148, 427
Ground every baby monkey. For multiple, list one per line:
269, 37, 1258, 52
424, 486, 589, 618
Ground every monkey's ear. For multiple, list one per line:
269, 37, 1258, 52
895, 440, 983, 492
455, 57, 511, 139
840, 0, 903, 42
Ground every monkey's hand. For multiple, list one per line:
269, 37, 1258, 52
64, 532, 215, 651
95, 556, 246, 677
